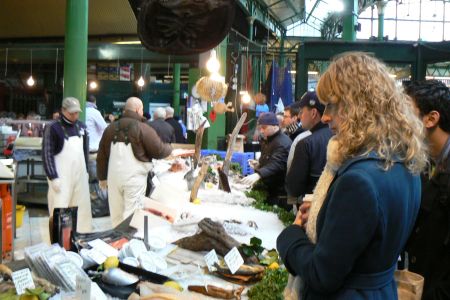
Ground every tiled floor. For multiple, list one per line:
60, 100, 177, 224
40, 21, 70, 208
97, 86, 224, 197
13, 204, 112, 260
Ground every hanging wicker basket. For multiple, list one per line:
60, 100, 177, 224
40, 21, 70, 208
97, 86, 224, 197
195, 76, 228, 102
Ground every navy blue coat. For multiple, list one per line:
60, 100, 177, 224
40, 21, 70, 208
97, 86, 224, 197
277, 154, 421, 299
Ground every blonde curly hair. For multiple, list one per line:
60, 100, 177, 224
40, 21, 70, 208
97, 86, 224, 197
316, 52, 428, 174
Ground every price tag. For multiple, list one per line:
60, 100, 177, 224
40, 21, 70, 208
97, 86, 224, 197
12, 268, 35, 295
152, 175, 161, 187
87, 248, 107, 265
224, 247, 244, 275
88, 239, 119, 257
204, 249, 219, 272
76, 275, 91, 300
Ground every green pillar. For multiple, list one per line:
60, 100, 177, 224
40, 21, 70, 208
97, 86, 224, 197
279, 33, 286, 67
376, 1, 387, 41
63, 0, 88, 121
247, 16, 255, 41
295, 44, 308, 99
204, 38, 227, 149
342, 0, 357, 41
172, 63, 181, 115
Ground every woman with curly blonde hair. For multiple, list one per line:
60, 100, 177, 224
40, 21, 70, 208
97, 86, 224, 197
277, 52, 428, 300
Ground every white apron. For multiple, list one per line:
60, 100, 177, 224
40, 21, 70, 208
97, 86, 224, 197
47, 133, 92, 233
107, 141, 152, 228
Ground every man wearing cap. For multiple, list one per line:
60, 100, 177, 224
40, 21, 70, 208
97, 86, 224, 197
42, 97, 91, 233
242, 112, 292, 209
285, 91, 333, 207
97, 97, 173, 227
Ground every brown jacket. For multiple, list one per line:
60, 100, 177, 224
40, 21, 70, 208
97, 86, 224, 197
97, 110, 172, 181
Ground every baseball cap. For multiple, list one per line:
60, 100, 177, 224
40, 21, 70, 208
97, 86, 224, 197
62, 97, 82, 113
298, 91, 325, 115
257, 112, 279, 126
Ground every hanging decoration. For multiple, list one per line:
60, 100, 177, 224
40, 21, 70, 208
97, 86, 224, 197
137, 0, 236, 55
195, 76, 228, 102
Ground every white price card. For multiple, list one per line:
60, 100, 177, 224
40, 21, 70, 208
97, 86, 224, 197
224, 247, 244, 275
204, 249, 219, 272
86, 248, 107, 265
76, 275, 91, 300
12, 268, 35, 295
88, 239, 119, 257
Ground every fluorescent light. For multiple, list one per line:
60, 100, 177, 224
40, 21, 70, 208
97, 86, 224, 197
113, 41, 141, 45
308, 71, 318, 75
426, 76, 450, 80
389, 74, 397, 78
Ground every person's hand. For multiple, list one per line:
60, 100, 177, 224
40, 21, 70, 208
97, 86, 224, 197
99, 180, 108, 190
49, 178, 61, 193
294, 202, 312, 227
241, 173, 261, 186
248, 159, 259, 170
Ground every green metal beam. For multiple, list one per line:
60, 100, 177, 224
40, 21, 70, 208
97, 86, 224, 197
63, 0, 88, 122
237, 0, 286, 34
172, 63, 181, 115
306, 0, 322, 23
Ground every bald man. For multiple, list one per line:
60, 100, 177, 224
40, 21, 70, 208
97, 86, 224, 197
97, 97, 172, 227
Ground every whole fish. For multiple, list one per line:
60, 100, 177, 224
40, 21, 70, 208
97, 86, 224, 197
101, 268, 139, 286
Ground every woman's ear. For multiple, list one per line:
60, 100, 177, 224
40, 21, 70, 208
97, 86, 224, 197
423, 110, 440, 129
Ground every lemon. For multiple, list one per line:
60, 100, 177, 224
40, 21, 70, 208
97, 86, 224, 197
164, 280, 183, 291
193, 198, 201, 205
268, 262, 279, 270
206, 182, 214, 189
103, 256, 119, 269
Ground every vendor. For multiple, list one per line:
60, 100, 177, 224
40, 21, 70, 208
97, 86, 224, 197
42, 97, 91, 233
241, 112, 292, 209
97, 97, 172, 227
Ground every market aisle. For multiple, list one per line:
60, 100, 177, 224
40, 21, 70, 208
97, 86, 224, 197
14, 207, 112, 260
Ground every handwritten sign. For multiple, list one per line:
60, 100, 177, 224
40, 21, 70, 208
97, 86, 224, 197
224, 247, 244, 275
204, 249, 219, 272
12, 268, 35, 295
76, 275, 91, 300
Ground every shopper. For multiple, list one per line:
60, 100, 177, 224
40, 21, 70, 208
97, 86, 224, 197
285, 91, 332, 207
277, 52, 427, 299
42, 97, 91, 233
149, 107, 175, 143
404, 80, 450, 300
97, 97, 172, 227
165, 106, 186, 143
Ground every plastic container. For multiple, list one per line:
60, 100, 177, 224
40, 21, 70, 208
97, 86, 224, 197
1, 184, 12, 257
15, 205, 26, 228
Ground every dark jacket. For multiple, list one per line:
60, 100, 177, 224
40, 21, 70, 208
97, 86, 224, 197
406, 139, 450, 300
42, 115, 89, 180
285, 122, 332, 198
277, 154, 421, 300
148, 119, 176, 143
97, 110, 172, 181
166, 117, 186, 143
257, 130, 292, 205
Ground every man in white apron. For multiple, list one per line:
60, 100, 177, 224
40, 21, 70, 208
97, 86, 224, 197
42, 97, 91, 233
97, 97, 172, 227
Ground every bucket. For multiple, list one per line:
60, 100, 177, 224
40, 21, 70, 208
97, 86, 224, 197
16, 205, 26, 228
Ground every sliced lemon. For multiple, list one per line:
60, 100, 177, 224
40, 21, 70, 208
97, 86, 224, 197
193, 198, 201, 205
164, 280, 183, 291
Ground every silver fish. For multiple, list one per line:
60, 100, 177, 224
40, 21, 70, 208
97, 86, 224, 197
101, 268, 139, 286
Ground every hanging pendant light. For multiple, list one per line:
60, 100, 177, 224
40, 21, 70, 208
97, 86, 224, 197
27, 49, 35, 87
136, 48, 145, 88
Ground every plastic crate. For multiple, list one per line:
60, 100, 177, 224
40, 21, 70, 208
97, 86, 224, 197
201, 150, 255, 175
231, 152, 255, 175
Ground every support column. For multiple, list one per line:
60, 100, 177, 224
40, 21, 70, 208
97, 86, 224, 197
342, 0, 358, 41
205, 38, 227, 149
376, 1, 387, 41
63, 0, 88, 121
295, 44, 308, 100
247, 16, 256, 41
172, 63, 181, 115
279, 33, 286, 67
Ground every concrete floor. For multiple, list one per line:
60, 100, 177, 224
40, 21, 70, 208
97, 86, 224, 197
13, 203, 112, 260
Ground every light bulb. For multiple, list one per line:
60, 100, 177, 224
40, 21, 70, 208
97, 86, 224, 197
241, 91, 251, 104
27, 75, 35, 87
137, 76, 145, 87
89, 81, 98, 90
206, 49, 220, 74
